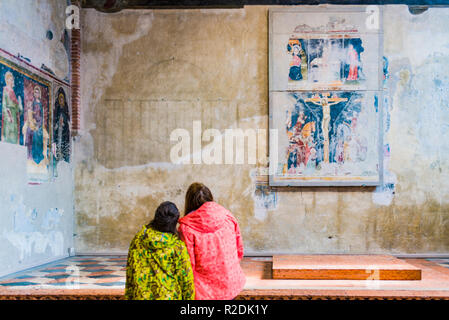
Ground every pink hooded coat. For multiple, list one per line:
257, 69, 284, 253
178, 202, 246, 300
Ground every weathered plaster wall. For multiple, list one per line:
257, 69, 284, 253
0, 0, 70, 80
0, 0, 74, 277
75, 5, 449, 254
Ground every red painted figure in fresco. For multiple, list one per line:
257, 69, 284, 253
347, 43, 359, 80
285, 110, 317, 171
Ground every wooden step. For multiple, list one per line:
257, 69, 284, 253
272, 255, 422, 280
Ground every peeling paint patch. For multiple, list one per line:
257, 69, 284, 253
372, 56, 397, 207
6, 195, 65, 261
254, 185, 277, 221
4, 231, 64, 261
372, 183, 395, 206
42, 208, 63, 230
11, 195, 36, 233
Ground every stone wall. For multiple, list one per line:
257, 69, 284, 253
75, 5, 449, 255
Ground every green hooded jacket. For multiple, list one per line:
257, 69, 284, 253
125, 225, 195, 300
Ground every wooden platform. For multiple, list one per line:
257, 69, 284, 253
272, 255, 422, 280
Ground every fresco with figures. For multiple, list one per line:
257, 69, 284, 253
0, 53, 56, 182
269, 7, 383, 186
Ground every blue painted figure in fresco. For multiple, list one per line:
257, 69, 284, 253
287, 148, 298, 171
285, 92, 365, 173
24, 86, 45, 164
1, 71, 23, 144
53, 87, 71, 163
287, 39, 307, 81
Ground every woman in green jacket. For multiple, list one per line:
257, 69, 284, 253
125, 201, 195, 300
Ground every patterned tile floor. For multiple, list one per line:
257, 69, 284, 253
0, 256, 448, 292
0, 256, 127, 289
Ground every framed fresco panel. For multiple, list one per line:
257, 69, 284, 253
269, 6, 383, 92
269, 90, 383, 186
0, 52, 53, 182
269, 6, 383, 186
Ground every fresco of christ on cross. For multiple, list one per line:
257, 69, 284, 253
305, 93, 348, 164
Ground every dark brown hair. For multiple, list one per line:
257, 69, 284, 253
184, 182, 214, 215
149, 201, 180, 234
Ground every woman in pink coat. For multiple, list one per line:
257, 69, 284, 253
178, 182, 246, 300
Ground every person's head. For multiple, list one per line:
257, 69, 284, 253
5, 72, 14, 88
292, 44, 300, 55
58, 92, 65, 106
33, 86, 41, 100
149, 201, 180, 234
184, 182, 214, 215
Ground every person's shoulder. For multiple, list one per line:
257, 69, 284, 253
223, 208, 237, 221
134, 225, 148, 237
129, 225, 147, 244
178, 219, 195, 233
173, 237, 187, 248
170, 237, 188, 253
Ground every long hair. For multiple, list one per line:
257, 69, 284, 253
184, 182, 214, 216
149, 201, 180, 234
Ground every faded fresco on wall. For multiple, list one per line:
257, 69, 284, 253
0, 53, 53, 182
5, 194, 64, 261
287, 37, 366, 89
270, 91, 380, 186
0, 62, 24, 145
52, 84, 71, 176
255, 185, 277, 209
253, 184, 278, 221
270, 7, 382, 91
